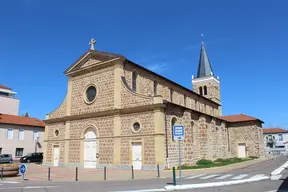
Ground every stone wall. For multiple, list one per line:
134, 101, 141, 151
119, 112, 156, 166
70, 67, 114, 116
228, 121, 264, 157
123, 62, 218, 117
164, 104, 231, 168
47, 96, 67, 119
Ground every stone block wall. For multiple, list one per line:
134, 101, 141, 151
47, 96, 67, 119
228, 121, 264, 157
123, 62, 218, 117
164, 104, 231, 168
70, 67, 115, 116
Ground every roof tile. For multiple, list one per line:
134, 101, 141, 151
0, 113, 45, 127
0, 84, 12, 90
263, 128, 288, 134
219, 114, 263, 123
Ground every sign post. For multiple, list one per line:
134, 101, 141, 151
19, 164, 27, 181
173, 125, 184, 185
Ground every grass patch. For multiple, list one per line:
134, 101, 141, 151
179, 156, 258, 170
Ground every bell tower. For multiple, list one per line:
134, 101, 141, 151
192, 42, 221, 114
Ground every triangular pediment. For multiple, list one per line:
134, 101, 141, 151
64, 49, 125, 75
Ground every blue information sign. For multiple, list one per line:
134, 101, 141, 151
173, 125, 185, 141
20, 164, 27, 175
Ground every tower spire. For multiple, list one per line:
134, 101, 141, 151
197, 41, 214, 78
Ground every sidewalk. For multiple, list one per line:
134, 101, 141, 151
4, 156, 273, 182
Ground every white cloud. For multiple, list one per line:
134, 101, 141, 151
147, 62, 167, 73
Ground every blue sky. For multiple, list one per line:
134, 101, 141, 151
0, 0, 287, 128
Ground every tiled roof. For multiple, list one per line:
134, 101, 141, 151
0, 113, 45, 127
219, 114, 264, 123
263, 128, 288, 134
0, 84, 11, 90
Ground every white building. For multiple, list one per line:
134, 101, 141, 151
0, 84, 19, 115
0, 113, 45, 159
263, 128, 288, 149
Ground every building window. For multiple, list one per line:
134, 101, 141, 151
18, 129, 24, 140
55, 129, 59, 137
204, 86, 207, 95
184, 95, 187, 107
171, 117, 177, 141
131, 122, 141, 133
7, 128, 13, 140
0, 148, 2, 154
84, 85, 97, 104
132, 71, 138, 92
15, 148, 24, 157
170, 89, 173, 102
279, 134, 283, 141
199, 87, 203, 95
153, 80, 158, 96
33, 130, 39, 141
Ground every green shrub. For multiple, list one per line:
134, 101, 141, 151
196, 159, 213, 165
249, 156, 258, 159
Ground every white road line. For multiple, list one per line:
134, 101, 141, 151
250, 174, 266, 179
271, 174, 282, 180
0, 181, 19, 184
0, 186, 59, 190
215, 174, 233, 179
231, 174, 248, 179
185, 174, 206, 179
200, 174, 220, 179
111, 189, 165, 192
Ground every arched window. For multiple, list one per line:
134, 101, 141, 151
170, 89, 173, 102
153, 80, 158, 96
204, 86, 207, 95
132, 71, 137, 92
171, 117, 177, 140
199, 87, 203, 95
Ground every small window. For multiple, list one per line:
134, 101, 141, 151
279, 134, 283, 141
133, 122, 141, 132
7, 128, 13, 140
33, 130, 39, 141
171, 117, 177, 140
153, 80, 158, 96
15, 148, 24, 157
204, 86, 207, 95
184, 95, 187, 106
132, 71, 137, 92
18, 129, 24, 140
199, 87, 203, 96
0, 148, 2, 154
170, 89, 173, 102
55, 129, 59, 137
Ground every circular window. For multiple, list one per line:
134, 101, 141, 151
54, 129, 59, 137
132, 122, 141, 132
85, 85, 97, 103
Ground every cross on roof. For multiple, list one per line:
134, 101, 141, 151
89, 38, 96, 50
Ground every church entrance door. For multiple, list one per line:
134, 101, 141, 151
132, 143, 142, 170
238, 143, 246, 158
53, 145, 60, 167
84, 130, 97, 168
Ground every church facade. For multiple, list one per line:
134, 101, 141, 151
43, 39, 264, 170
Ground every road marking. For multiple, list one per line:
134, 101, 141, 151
231, 174, 248, 179
271, 174, 282, 180
215, 174, 233, 179
0, 181, 19, 184
250, 174, 266, 179
185, 174, 206, 179
111, 189, 165, 192
200, 174, 220, 179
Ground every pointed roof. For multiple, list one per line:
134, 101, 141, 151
197, 42, 214, 78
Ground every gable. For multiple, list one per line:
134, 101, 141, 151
64, 50, 125, 76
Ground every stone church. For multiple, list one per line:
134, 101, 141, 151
43, 39, 264, 170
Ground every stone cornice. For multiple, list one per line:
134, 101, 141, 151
44, 103, 166, 124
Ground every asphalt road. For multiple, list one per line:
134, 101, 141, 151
0, 155, 287, 192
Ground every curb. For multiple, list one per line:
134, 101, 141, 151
164, 176, 270, 191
